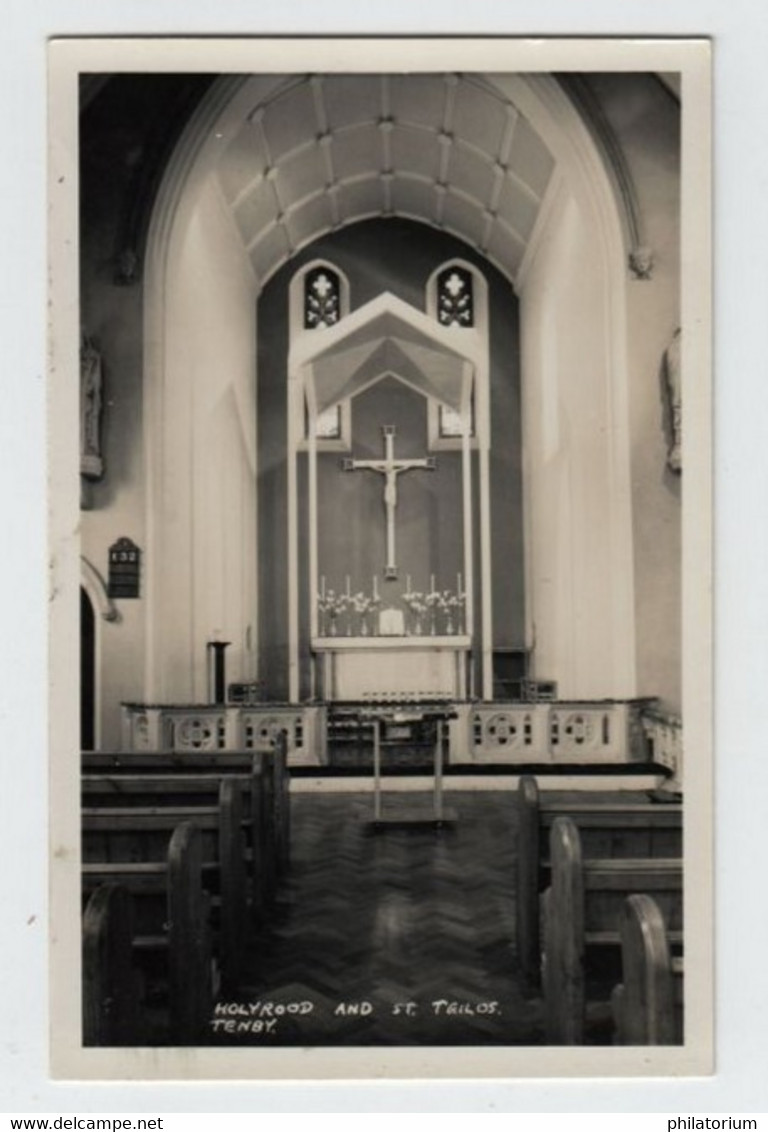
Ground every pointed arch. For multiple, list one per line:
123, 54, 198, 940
143, 67, 639, 702
80, 556, 118, 623
290, 258, 352, 448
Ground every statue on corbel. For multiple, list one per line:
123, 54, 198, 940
81, 334, 104, 505
663, 327, 682, 474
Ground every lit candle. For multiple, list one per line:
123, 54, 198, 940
373, 575, 378, 601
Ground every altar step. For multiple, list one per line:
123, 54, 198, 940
319, 747, 666, 774
321, 739, 669, 777
290, 764, 670, 795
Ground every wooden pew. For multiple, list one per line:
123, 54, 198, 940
81, 738, 290, 1040
82, 883, 140, 1045
82, 734, 291, 883
82, 821, 213, 1044
612, 893, 684, 1044
542, 816, 683, 1044
82, 740, 290, 919
82, 777, 247, 989
516, 775, 682, 984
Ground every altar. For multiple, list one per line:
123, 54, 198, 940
288, 290, 494, 703
312, 635, 472, 701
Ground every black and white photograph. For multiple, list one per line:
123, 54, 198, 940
47, 36, 712, 1081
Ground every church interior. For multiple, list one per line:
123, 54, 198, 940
76, 67, 686, 1050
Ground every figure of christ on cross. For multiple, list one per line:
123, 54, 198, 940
343, 425, 436, 578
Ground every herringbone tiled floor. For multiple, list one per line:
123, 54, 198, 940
228, 790, 546, 1046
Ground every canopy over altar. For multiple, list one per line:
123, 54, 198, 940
288, 290, 493, 702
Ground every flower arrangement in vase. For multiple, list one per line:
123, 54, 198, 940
447, 591, 465, 634
416, 586, 466, 635
423, 589, 442, 635
402, 589, 428, 636
434, 590, 465, 634
350, 591, 379, 636
317, 589, 348, 636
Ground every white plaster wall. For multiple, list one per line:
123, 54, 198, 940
80, 273, 147, 748
521, 185, 636, 699
152, 177, 258, 702
599, 77, 682, 713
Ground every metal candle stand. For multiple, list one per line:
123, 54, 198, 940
351, 698, 458, 828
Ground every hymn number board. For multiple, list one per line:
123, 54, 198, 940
108, 537, 141, 598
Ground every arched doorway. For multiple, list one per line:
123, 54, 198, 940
79, 555, 116, 750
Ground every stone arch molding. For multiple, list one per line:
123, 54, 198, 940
143, 68, 638, 701
80, 556, 118, 623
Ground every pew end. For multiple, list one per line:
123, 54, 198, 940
81, 820, 216, 1045
612, 893, 683, 1045
516, 774, 682, 996
167, 821, 214, 1043
542, 817, 683, 1045
82, 884, 142, 1045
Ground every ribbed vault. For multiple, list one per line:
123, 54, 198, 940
214, 73, 556, 288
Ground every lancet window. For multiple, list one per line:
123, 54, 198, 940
291, 260, 351, 448
436, 265, 474, 328
303, 265, 341, 330
426, 259, 487, 449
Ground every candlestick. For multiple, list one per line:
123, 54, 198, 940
430, 574, 435, 593
207, 640, 230, 704
373, 575, 378, 601
457, 572, 463, 597
346, 575, 351, 597
321, 575, 326, 599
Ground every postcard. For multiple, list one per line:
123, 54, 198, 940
48, 35, 712, 1081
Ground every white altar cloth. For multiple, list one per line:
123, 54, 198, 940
312, 636, 472, 700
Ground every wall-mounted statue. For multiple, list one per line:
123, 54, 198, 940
663, 327, 682, 473
80, 334, 104, 480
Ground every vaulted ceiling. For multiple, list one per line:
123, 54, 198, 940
214, 74, 556, 288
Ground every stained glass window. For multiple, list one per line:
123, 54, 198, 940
437, 265, 474, 328
304, 266, 341, 329
300, 263, 345, 441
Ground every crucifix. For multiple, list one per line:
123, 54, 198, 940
343, 425, 436, 578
